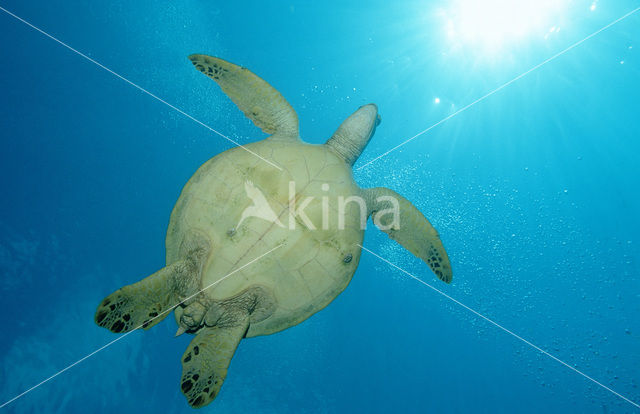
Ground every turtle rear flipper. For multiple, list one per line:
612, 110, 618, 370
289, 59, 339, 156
95, 260, 196, 333
180, 318, 249, 408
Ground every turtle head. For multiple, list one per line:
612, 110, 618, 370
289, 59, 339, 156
326, 103, 381, 165
351, 104, 381, 140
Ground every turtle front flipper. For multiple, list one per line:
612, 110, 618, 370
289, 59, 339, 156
180, 318, 249, 408
95, 259, 198, 333
188, 54, 299, 140
363, 187, 453, 283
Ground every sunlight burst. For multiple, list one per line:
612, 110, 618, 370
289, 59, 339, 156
443, 0, 568, 53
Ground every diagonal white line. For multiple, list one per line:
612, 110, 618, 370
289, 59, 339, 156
0, 244, 282, 409
356, 6, 640, 171
358, 244, 640, 410
0, 5, 282, 171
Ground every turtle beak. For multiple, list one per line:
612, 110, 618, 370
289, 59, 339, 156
175, 326, 187, 337
357, 104, 380, 139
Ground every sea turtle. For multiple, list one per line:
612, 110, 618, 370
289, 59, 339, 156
95, 55, 452, 408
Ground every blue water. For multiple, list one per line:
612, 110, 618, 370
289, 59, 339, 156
1, 1, 639, 413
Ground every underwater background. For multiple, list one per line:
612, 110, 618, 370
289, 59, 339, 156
1, 0, 639, 413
